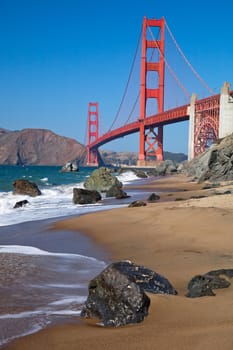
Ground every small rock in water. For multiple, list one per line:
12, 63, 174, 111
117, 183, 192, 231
61, 161, 79, 172
13, 199, 29, 209
13, 179, 41, 197
106, 185, 130, 199
73, 188, 101, 205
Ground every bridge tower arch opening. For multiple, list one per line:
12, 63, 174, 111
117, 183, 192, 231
194, 117, 219, 157
138, 16, 165, 165
87, 102, 99, 166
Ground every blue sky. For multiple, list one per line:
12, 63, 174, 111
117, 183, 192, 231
0, 0, 233, 155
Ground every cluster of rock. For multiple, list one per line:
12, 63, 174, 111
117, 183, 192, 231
12, 167, 131, 208
81, 262, 233, 327
184, 133, 233, 182
73, 167, 129, 205
12, 179, 42, 209
81, 260, 177, 327
11, 165, 166, 209
128, 192, 160, 208
118, 159, 179, 178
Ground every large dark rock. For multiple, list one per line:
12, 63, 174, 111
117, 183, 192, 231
73, 188, 101, 205
81, 262, 151, 327
110, 261, 177, 295
84, 167, 122, 193
13, 179, 41, 197
186, 269, 233, 298
185, 133, 233, 182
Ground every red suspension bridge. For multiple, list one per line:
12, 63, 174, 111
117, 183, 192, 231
86, 16, 233, 166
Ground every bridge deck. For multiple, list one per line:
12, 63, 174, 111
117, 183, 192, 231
90, 104, 189, 149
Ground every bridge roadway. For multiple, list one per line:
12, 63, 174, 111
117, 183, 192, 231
90, 104, 190, 149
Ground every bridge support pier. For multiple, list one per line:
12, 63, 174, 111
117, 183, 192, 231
219, 82, 233, 138
188, 93, 197, 160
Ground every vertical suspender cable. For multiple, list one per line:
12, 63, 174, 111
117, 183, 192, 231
108, 28, 142, 131
148, 26, 190, 98
165, 21, 215, 95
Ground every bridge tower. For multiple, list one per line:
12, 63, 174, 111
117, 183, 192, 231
188, 82, 233, 160
138, 16, 165, 165
87, 102, 99, 166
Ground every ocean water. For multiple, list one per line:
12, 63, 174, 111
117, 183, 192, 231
0, 165, 147, 347
0, 165, 141, 227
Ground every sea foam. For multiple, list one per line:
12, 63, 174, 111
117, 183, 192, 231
0, 170, 139, 227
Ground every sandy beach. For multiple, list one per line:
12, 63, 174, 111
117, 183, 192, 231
5, 174, 233, 350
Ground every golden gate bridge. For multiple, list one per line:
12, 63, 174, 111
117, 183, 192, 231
86, 17, 233, 166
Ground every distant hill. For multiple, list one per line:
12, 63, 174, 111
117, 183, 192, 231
0, 127, 187, 166
100, 150, 187, 166
0, 128, 86, 165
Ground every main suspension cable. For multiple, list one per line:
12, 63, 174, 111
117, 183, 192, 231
165, 20, 215, 95
124, 92, 140, 125
108, 27, 142, 131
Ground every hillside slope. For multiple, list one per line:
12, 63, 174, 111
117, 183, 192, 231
0, 128, 86, 165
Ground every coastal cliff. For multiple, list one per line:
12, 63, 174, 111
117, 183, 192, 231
0, 128, 86, 165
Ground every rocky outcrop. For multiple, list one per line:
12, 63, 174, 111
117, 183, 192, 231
0, 128, 86, 165
147, 160, 178, 176
13, 179, 41, 197
84, 167, 122, 193
185, 133, 233, 182
61, 161, 79, 172
81, 262, 151, 327
73, 188, 101, 205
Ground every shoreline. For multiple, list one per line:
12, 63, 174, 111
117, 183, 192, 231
5, 174, 233, 350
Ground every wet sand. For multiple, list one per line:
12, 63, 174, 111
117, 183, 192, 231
5, 174, 233, 350
0, 218, 110, 261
